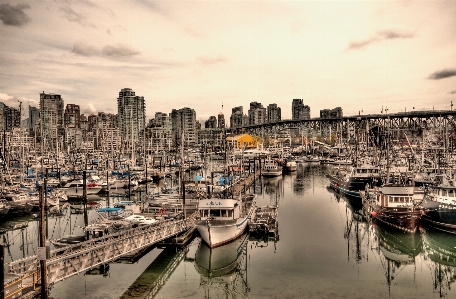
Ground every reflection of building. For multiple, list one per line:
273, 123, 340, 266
292, 99, 310, 120
267, 103, 281, 123
117, 88, 146, 144
320, 107, 343, 119
40, 92, 64, 150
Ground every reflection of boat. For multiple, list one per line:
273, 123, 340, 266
194, 233, 249, 298
196, 195, 256, 248
420, 226, 456, 297
195, 233, 248, 277
373, 225, 422, 295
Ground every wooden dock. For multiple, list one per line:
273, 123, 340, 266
232, 170, 261, 196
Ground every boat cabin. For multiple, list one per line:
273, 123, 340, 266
198, 199, 240, 220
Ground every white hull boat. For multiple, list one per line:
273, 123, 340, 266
196, 196, 256, 248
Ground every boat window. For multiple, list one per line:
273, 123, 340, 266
442, 189, 447, 197
449, 190, 454, 198
228, 209, 233, 217
210, 209, 221, 217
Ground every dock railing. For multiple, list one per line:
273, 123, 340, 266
6, 212, 198, 286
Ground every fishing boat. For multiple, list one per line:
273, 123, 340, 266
195, 195, 256, 248
326, 163, 381, 200
362, 172, 422, 233
261, 158, 282, 178
420, 175, 456, 232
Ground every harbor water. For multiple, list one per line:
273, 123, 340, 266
3, 163, 456, 298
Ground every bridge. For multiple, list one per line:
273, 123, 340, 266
5, 212, 197, 291
234, 110, 456, 138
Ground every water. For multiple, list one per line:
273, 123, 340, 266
2, 163, 456, 298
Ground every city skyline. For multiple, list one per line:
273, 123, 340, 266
1, 1, 456, 121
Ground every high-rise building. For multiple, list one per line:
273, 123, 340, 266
320, 107, 343, 119
0, 102, 20, 132
28, 106, 40, 132
64, 104, 81, 129
248, 102, 266, 125
171, 107, 197, 148
147, 112, 172, 152
230, 106, 244, 128
117, 88, 146, 144
292, 99, 310, 120
205, 116, 217, 129
39, 92, 64, 149
267, 103, 281, 123
217, 112, 225, 128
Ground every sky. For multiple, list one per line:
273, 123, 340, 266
1, 0, 456, 122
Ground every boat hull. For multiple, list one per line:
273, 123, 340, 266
196, 216, 250, 248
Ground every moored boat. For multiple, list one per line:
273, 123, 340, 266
362, 173, 422, 233
195, 195, 256, 248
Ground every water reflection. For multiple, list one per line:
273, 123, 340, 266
420, 226, 456, 298
194, 233, 249, 298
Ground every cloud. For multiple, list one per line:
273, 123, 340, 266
59, 6, 96, 28
72, 42, 141, 58
72, 41, 100, 57
428, 69, 456, 80
0, 3, 31, 27
0, 93, 36, 109
196, 55, 228, 66
347, 29, 415, 50
102, 44, 141, 57
449, 90, 456, 94
81, 103, 97, 114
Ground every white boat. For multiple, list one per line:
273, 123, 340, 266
196, 195, 256, 248
261, 159, 282, 177
61, 180, 103, 197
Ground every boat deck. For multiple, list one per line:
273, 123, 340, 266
249, 205, 278, 237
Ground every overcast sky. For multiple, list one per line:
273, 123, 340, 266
1, 0, 455, 121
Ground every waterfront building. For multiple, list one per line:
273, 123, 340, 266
226, 134, 259, 149
39, 92, 64, 151
292, 99, 310, 120
171, 107, 197, 149
267, 103, 281, 123
117, 88, 146, 146
248, 102, 267, 125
